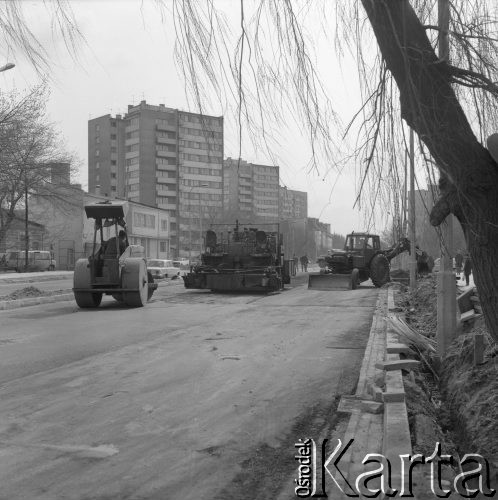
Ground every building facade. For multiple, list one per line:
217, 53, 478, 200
88, 101, 224, 259
223, 158, 280, 224
279, 186, 308, 220
30, 177, 172, 269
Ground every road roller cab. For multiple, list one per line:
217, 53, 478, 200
73, 200, 157, 308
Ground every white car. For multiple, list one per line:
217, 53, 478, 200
147, 259, 180, 280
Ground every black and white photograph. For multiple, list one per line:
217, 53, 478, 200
0, 1, 496, 498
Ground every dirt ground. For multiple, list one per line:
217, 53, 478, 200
396, 276, 498, 480
0, 286, 66, 301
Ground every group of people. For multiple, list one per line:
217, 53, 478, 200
292, 254, 309, 275
455, 250, 473, 286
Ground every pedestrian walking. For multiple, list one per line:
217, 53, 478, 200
463, 254, 472, 286
300, 255, 309, 272
455, 250, 463, 278
293, 254, 298, 276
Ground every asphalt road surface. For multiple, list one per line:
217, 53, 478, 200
0, 277, 378, 500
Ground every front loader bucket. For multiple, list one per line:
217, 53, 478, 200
308, 273, 352, 290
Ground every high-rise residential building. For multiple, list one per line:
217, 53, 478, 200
279, 186, 308, 220
223, 158, 280, 223
88, 101, 224, 258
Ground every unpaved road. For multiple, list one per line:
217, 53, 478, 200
0, 278, 378, 500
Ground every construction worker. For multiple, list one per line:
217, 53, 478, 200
105, 229, 128, 257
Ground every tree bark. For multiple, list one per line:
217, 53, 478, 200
361, 0, 498, 341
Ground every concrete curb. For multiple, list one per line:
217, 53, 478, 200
336, 286, 414, 495
0, 272, 73, 284
0, 292, 74, 310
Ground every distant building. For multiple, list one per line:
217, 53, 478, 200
279, 186, 308, 220
30, 179, 173, 269
88, 101, 224, 258
49, 162, 71, 185
0, 210, 45, 253
223, 158, 280, 223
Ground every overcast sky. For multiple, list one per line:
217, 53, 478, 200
0, 0, 383, 236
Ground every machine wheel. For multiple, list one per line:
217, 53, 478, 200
73, 259, 102, 308
74, 291, 103, 308
147, 271, 155, 301
268, 275, 282, 292
351, 268, 360, 290
370, 254, 390, 287
122, 259, 148, 307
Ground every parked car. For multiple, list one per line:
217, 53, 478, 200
147, 259, 181, 280
5, 250, 56, 272
172, 259, 191, 275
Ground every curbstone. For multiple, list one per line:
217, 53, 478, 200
0, 272, 73, 284
0, 292, 74, 310
386, 342, 412, 354
375, 359, 420, 372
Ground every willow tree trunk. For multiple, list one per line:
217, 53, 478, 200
361, 0, 498, 342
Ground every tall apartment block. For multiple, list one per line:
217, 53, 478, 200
223, 158, 280, 224
88, 101, 224, 258
279, 186, 308, 220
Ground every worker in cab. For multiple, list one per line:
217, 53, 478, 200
105, 229, 128, 257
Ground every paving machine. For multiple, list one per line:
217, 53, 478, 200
183, 221, 289, 292
309, 232, 411, 290
73, 200, 157, 308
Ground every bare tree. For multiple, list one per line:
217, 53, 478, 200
0, 84, 74, 251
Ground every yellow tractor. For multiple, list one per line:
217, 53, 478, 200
73, 200, 157, 308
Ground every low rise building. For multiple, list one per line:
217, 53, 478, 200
30, 183, 172, 269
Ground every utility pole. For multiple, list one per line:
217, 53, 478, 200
436, 0, 456, 356
409, 129, 416, 289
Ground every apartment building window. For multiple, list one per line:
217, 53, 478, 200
126, 144, 139, 153
111, 186, 116, 192
126, 157, 139, 166
111, 121, 116, 127
156, 157, 176, 166
95, 149, 100, 157
127, 117, 139, 128
95, 136, 100, 144
111, 134, 116, 140
157, 130, 176, 139
156, 117, 175, 127
96, 124, 100, 132
111, 147, 117, 153
126, 130, 139, 139
157, 144, 176, 152
161, 220, 168, 231
111, 173, 117, 179
157, 196, 172, 205
159, 241, 168, 253
95, 174, 100, 181
95, 162, 100, 169
134, 212, 155, 228
111, 160, 116, 166
128, 184, 139, 191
